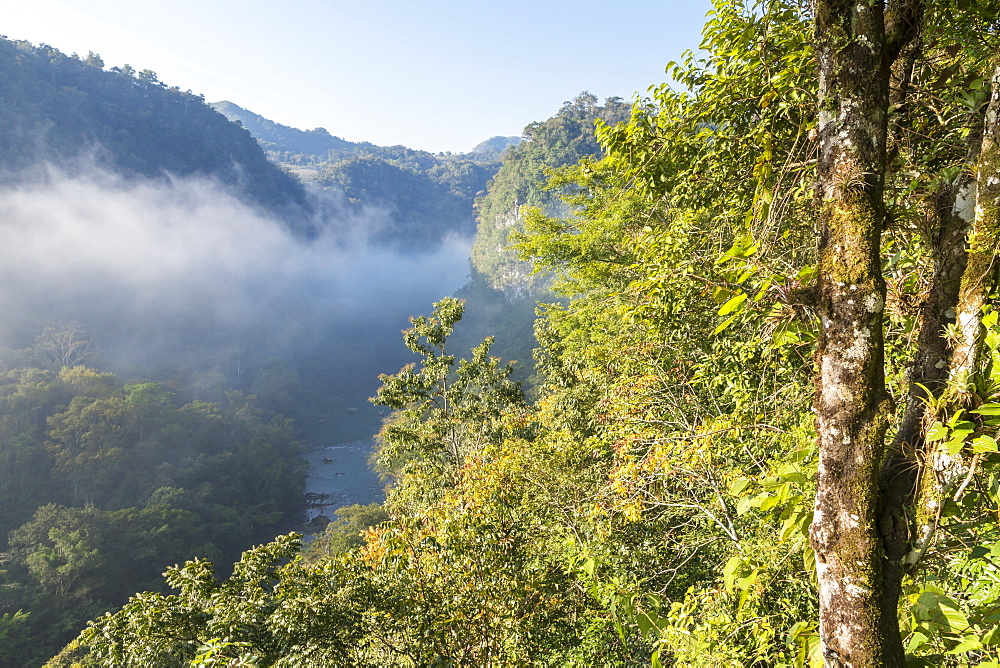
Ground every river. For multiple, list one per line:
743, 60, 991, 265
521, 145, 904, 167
302, 439, 382, 521
297, 404, 386, 530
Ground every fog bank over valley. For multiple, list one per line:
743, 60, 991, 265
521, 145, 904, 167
0, 165, 472, 413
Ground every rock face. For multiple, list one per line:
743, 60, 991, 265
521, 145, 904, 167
472, 207, 540, 299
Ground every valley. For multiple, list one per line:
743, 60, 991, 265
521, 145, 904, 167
6, 3, 1000, 663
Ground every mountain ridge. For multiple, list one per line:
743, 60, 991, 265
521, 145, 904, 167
210, 100, 520, 159
0, 38, 312, 230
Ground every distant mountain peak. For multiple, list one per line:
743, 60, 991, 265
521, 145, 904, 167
209, 101, 356, 157
467, 136, 521, 159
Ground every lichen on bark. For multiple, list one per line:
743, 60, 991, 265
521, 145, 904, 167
809, 0, 923, 665
900, 58, 1000, 589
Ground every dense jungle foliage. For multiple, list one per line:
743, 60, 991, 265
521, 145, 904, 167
19, 0, 1000, 664
0, 335, 304, 665
470, 91, 630, 297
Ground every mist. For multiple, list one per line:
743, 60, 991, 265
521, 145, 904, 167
0, 165, 472, 414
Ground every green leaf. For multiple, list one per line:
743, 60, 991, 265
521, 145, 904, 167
729, 477, 751, 496
718, 292, 748, 316
973, 435, 998, 453
940, 599, 970, 631
947, 411, 968, 428
636, 612, 654, 636
802, 545, 816, 579
926, 422, 949, 442
947, 635, 982, 654
779, 510, 809, 541
779, 471, 808, 485
736, 570, 758, 594
757, 494, 780, 512
735, 266, 756, 284
906, 630, 930, 653
712, 314, 739, 336
723, 555, 743, 593
772, 327, 801, 347
974, 403, 1000, 416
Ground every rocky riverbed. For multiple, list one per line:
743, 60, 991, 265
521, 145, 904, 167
302, 439, 382, 523
295, 406, 386, 534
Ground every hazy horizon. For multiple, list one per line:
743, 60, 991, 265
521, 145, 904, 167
4, 1, 713, 154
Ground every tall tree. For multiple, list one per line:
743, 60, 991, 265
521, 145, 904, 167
809, 0, 895, 662
370, 297, 525, 507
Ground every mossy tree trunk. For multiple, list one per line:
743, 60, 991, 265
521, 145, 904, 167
877, 164, 974, 662
952, 63, 1000, 386
809, 0, 922, 664
879, 59, 1000, 643
893, 60, 1000, 600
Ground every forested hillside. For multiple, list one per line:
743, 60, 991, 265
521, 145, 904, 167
314, 154, 493, 245
0, 353, 303, 665
466, 135, 521, 162
213, 100, 511, 248
209, 101, 358, 158
56, 0, 1000, 665
211, 100, 519, 164
470, 92, 630, 296
450, 94, 634, 380
0, 35, 477, 665
0, 38, 311, 228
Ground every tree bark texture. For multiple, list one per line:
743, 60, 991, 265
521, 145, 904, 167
810, 1, 893, 665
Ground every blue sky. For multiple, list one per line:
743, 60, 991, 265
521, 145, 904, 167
6, 1, 714, 154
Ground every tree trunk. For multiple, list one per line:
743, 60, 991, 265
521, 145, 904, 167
810, 1, 895, 664
906, 59, 1000, 574
878, 168, 973, 664
953, 63, 1000, 385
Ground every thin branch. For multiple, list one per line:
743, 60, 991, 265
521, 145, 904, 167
952, 452, 982, 502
